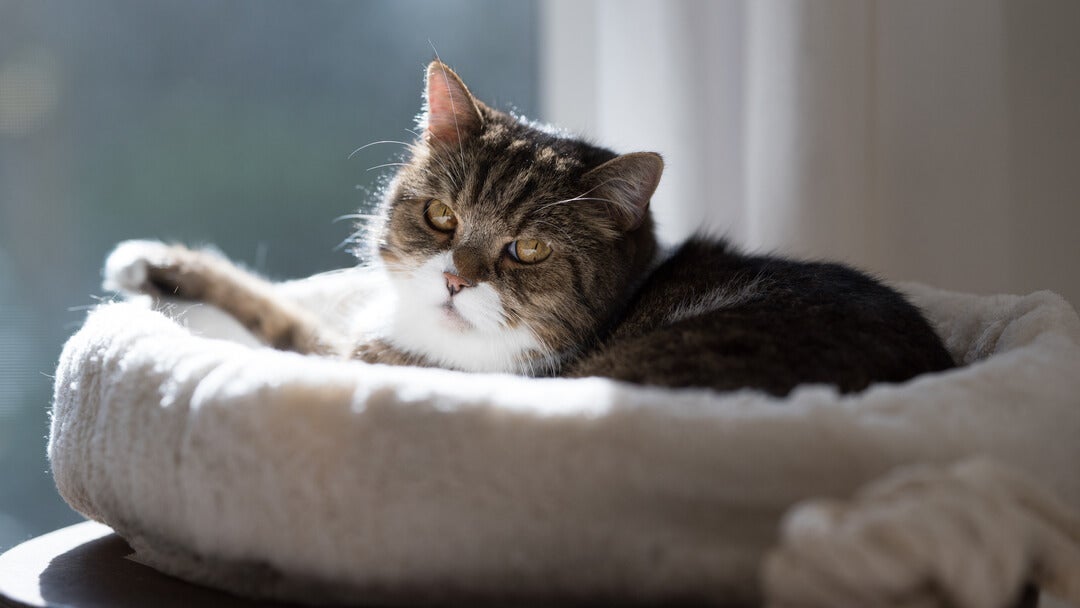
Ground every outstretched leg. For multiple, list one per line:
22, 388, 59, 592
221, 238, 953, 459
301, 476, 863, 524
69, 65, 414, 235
104, 240, 341, 355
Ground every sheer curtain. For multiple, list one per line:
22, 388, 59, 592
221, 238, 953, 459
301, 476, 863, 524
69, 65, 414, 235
541, 0, 1080, 305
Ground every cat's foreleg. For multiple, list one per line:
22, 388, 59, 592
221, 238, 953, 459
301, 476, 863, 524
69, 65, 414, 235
104, 240, 342, 355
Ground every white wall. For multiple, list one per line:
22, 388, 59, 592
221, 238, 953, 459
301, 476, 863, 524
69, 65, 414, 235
541, 0, 747, 243
541, 0, 1080, 306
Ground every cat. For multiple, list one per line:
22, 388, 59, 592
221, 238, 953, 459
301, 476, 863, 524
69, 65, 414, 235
104, 61, 955, 396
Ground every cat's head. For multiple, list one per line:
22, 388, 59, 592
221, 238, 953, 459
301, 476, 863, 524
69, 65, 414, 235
369, 61, 662, 374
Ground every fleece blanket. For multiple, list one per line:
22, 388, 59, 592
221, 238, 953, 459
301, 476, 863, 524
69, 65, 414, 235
49, 271, 1080, 607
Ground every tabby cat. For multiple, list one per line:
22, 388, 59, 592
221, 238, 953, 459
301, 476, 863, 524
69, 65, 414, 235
104, 61, 954, 395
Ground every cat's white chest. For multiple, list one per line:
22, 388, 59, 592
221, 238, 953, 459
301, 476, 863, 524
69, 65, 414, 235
361, 254, 543, 374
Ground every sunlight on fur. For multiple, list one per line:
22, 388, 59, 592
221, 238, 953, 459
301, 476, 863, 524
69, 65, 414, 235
384, 251, 545, 373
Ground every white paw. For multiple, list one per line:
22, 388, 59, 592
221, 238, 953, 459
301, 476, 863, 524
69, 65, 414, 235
102, 239, 172, 294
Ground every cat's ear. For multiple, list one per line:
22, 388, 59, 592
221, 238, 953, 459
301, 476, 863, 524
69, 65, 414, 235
583, 152, 664, 231
422, 61, 483, 145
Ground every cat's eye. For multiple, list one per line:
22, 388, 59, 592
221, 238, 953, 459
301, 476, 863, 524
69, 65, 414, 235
424, 200, 457, 232
508, 239, 552, 264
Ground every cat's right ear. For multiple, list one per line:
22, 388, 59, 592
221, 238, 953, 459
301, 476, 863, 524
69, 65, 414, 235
421, 61, 484, 146
583, 152, 664, 231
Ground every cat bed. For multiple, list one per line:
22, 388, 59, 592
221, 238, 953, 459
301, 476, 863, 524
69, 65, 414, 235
49, 270, 1080, 606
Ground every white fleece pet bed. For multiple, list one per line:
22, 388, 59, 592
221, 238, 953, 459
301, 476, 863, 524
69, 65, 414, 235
49, 270, 1080, 607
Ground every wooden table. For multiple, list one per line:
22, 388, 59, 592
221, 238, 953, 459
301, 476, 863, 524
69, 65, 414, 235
0, 521, 1046, 608
0, 521, 296, 607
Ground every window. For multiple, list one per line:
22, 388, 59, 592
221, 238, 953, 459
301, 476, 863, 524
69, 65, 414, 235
0, 0, 538, 550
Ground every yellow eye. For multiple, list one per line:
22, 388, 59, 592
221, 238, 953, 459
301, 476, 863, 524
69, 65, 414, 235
424, 200, 457, 232
509, 239, 552, 264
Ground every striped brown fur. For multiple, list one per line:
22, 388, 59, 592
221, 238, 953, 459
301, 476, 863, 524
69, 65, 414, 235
113, 61, 954, 395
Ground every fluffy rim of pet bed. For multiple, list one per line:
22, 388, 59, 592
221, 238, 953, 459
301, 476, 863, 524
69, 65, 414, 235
48, 276, 1080, 606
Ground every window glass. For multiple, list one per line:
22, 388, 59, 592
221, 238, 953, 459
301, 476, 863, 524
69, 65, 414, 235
0, 0, 538, 550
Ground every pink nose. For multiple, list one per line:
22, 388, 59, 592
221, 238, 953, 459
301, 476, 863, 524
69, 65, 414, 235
444, 272, 474, 296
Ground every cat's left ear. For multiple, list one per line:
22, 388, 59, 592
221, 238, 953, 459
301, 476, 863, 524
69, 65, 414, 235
422, 61, 484, 145
583, 152, 664, 231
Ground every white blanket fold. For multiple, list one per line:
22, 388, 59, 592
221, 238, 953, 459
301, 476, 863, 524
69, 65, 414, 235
48, 277, 1080, 606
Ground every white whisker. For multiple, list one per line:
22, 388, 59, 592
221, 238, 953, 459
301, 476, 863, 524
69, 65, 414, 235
332, 213, 380, 224
531, 219, 577, 248
347, 140, 414, 159
429, 43, 469, 179
532, 179, 626, 216
366, 162, 410, 172
333, 233, 360, 252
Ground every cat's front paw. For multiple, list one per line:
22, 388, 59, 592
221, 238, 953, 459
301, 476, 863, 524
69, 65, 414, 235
103, 240, 205, 298
103, 239, 169, 294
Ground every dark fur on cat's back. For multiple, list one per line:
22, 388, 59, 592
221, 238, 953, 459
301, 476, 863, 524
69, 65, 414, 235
111, 60, 955, 395
370, 61, 954, 394
569, 238, 955, 394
